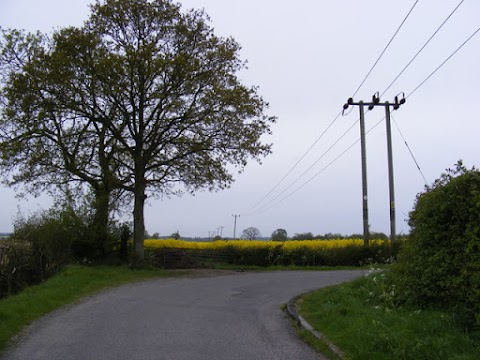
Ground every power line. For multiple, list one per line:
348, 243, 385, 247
381, 0, 465, 97
387, 24, 480, 186
408, 25, 480, 99
249, 21, 480, 217
249, 114, 360, 215
241, 1, 477, 218
352, 0, 420, 98
391, 113, 428, 186
258, 117, 385, 214
244, 109, 343, 214
242, 2, 421, 216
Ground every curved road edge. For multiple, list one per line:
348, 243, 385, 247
286, 294, 345, 359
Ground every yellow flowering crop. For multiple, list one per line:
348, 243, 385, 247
143, 238, 396, 267
144, 238, 388, 251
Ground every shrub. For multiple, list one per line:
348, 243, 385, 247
394, 162, 480, 329
0, 240, 32, 298
13, 210, 77, 281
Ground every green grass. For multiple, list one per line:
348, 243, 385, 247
0, 265, 185, 353
298, 271, 480, 360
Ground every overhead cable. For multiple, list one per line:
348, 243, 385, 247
244, 109, 343, 214
408, 25, 480, 99
352, 0, 420, 98
381, 0, 465, 97
249, 115, 360, 215
390, 113, 428, 186
258, 117, 385, 214
243, 0, 418, 215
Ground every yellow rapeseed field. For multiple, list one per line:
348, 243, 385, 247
144, 238, 387, 251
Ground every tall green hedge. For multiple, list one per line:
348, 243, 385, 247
394, 162, 480, 329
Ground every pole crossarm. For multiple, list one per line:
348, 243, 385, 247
343, 92, 406, 112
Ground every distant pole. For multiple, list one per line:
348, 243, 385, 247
219, 226, 224, 238
385, 103, 396, 241
232, 214, 240, 239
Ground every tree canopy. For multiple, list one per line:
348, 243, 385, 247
271, 228, 287, 241
242, 227, 261, 240
0, 0, 275, 261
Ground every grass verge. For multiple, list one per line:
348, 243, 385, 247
0, 265, 185, 353
298, 271, 480, 360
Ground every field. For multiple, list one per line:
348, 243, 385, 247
144, 239, 399, 268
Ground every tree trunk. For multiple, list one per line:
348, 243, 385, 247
133, 179, 146, 263
92, 186, 110, 255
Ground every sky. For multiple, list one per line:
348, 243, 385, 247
0, 0, 479, 239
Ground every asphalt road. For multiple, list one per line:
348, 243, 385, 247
2, 270, 364, 360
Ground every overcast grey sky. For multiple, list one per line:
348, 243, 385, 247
0, 0, 479, 238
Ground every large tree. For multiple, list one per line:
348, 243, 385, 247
0, 0, 275, 261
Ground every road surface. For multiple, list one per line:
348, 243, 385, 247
2, 270, 364, 360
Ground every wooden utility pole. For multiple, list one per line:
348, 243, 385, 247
344, 98, 370, 245
232, 214, 240, 239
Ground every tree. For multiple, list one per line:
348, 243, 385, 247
271, 228, 287, 241
0, 27, 126, 253
241, 227, 261, 240
0, 0, 275, 261
291, 232, 314, 240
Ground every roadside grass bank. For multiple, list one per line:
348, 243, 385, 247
0, 265, 185, 353
298, 271, 480, 360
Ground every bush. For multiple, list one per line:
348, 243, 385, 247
394, 162, 480, 329
0, 240, 32, 298
12, 210, 77, 281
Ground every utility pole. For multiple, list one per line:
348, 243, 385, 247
219, 226, 224, 238
343, 98, 370, 246
232, 214, 240, 239
343, 93, 405, 244
382, 94, 405, 241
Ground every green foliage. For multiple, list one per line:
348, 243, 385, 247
14, 211, 76, 281
271, 228, 288, 241
291, 232, 314, 240
0, 200, 133, 299
394, 162, 480, 329
0, 0, 275, 261
0, 240, 31, 298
